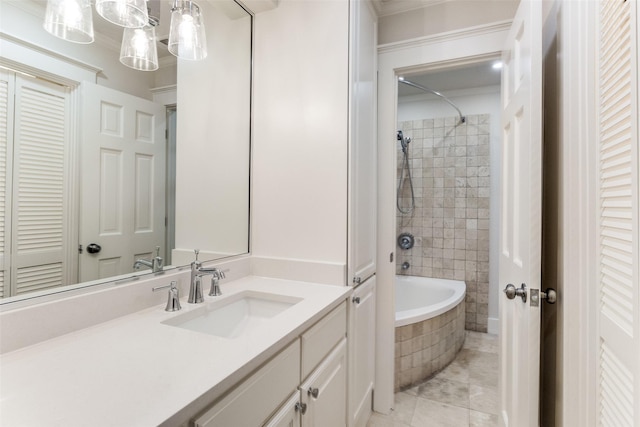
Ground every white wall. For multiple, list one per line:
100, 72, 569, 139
251, 0, 349, 283
398, 86, 501, 332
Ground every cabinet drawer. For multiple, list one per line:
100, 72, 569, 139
195, 340, 301, 427
301, 301, 347, 380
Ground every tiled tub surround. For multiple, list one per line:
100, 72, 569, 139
396, 114, 491, 332
394, 300, 465, 391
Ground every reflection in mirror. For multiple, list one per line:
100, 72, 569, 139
0, 0, 251, 302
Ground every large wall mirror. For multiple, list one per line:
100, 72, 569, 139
0, 0, 251, 303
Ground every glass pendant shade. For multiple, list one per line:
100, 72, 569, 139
168, 0, 207, 60
43, 0, 94, 44
96, 0, 149, 28
119, 25, 159, 71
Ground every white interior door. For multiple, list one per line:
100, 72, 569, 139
79, 83, 166, 282
498, 0, 543, 425
594, 0, 639, 424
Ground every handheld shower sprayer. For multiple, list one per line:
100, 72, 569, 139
396, 130, 411, 153
396, 130, 415, 214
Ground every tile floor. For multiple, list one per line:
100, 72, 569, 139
368, 331, 499, 427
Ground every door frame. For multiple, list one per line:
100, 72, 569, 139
375, 21, 511, 413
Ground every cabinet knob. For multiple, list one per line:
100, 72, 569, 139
295, 401, 308, 414
308, 387, 319, 398
352, 276, 362, 285
352, 296, 361, 304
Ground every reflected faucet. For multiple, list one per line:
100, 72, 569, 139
188, 249, 226, 303
133, 246, 164, 273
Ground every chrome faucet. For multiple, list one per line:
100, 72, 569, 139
133, 246, 164, 273
188, 249, 226, 303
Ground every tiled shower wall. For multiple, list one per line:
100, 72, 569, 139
396, 114, 491, 332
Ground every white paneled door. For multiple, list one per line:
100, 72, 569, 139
80, 83, 166, 282
498, 0, 543, 425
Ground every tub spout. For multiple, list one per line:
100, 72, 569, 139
402, 262, 410, 270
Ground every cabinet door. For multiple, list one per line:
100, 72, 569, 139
348, 277, 376, 427
300, 338, 347, 427
264, 392, 301, 427
347, 0, 377, 286
195, 341, 300, 427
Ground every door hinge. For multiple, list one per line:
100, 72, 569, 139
390, 252, 394, 263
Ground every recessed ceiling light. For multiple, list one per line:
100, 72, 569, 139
492, 61, 503, 70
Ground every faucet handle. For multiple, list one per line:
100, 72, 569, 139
155, 246, 161, 257
152, 281, 181, 312
194, 249, 200, 261
209, 275, 222, 297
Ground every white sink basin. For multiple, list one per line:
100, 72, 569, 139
162, 291, 303, 339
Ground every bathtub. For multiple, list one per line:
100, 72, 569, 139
395, 276, 466, 327
394, 276, 466, 391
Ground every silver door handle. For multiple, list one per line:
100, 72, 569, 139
504, 283, 527, 303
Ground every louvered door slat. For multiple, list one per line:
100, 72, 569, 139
0, 71, 10, 297
597, 0, 638, 425
10, 76, 69, 296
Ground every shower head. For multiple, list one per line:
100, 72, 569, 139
396, 130, 411, 153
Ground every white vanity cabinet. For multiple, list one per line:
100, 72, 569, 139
194, 302, 348, 427
266, 339, 348, 427
194, 340, 301, 427
299, 339, 347, 427
348, 276, 376, 427
264, 392, 301, 427
347, 2, 377, 426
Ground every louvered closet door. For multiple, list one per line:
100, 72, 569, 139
0, 71, 15, 298
11, 76, 70, 296
596, 0, 639, 425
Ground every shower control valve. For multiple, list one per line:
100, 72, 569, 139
398, 232, 415, 250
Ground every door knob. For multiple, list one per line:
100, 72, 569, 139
87, 243, 102, 254
541, 288, 557, 304
295, 401, 307, 414
504, 283, 527, 303
308, 387, 319, 398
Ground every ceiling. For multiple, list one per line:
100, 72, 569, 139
397, 60, 502, 97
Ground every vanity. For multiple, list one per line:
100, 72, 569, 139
0, 0, 378, 424
0, 273, 351, 426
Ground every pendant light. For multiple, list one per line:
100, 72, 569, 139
119, 24, 159, 71
95, 0, 149, 28
168, 0, 207, 60
43, 0, 94, 44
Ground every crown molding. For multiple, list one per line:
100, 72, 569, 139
378, 19, 512, 54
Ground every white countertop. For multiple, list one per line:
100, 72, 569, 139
0, 276, 350, 426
